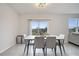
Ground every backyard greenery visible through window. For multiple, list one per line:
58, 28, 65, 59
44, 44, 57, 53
68, 18, 79, 32
31, 20, 48, 35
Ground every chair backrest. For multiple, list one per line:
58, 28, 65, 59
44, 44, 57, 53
46, 37, 56, 48
34, 37, 45, 48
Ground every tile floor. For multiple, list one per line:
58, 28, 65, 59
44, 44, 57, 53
0, 43, 79, 56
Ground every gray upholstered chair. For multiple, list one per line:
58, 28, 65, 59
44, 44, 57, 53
33, 37, 45, 56
45, 37, 56, 56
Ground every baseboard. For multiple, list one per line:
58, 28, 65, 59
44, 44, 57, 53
0, 43, 15, 54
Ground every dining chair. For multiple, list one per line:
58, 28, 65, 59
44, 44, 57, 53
33, 37, 45, 56
45, 37, 57, 56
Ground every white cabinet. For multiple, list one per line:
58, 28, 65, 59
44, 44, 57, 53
68, 32, 79, 45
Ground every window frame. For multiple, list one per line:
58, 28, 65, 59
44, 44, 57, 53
30, 20, 48, 35
68, 18, 79, 33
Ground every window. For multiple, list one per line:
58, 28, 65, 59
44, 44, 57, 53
68, 18, 79, 32
31, 20, 48, 35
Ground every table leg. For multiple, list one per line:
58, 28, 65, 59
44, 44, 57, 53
26, 40, 30, 56
23, 43, 27, 55
58, 40, 62, 56
21, 36, 22, 44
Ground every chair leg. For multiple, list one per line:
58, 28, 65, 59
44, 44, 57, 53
26, 44, 29, 56
52, 48, 53, 51
62, 44, 65, 53
26, 41, 29, 56
42, 48, 45, 56
54, 47, 57, 56
33, 47, 36, 56
46, 48, 47, 56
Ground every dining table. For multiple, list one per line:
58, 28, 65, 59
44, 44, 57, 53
23, 35, 64, 56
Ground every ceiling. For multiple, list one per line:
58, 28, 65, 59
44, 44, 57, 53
7, 3, 79, 15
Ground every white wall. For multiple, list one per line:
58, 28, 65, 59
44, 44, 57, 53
0, 4, 79, 54
0, 4, 19, 53
18, 14, 79, 43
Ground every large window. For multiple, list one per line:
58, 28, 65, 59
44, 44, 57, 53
68, 18, 79, 32
31, 20, 48, 35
